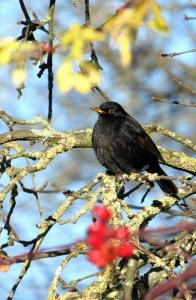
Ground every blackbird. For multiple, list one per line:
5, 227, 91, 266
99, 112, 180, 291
91, 101, 177, 195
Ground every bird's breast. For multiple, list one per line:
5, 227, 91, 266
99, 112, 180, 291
93, 119, 121, 145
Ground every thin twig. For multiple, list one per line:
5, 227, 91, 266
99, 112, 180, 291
19, 0, 31, 21
93, 86, 112, 102
188, 0, 196, 8
84, 0, 103, 70
184, 15, 196, 20
47, 0, 56, 123
161, 49, 196, 57
60, 271, 98, 290
3, 185, 18, 234
7, 260, 31, 300
152, 96, 196, 107
166, 71, 196, 95
0, 244, 86, 265
85, 0, 90, 25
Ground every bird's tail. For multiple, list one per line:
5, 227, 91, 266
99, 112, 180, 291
148, 164, 178, 195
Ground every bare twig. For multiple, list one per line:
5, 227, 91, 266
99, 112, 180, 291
144, 261, 196, 300
47, 0, 56, 123
19, 0, 31, 21
60, 271, 98, 290
161, 48, 196, 57
84, 0, 103, 70
184, 14, 196, 20
3, 185, 18, 234
0, 244, 86, 265
93, 86, 112, 102
166, 71, 196, 95
152, 96, 196, 107
188, 0, 196, 9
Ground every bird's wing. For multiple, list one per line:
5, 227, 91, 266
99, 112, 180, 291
123, 115, 164, 162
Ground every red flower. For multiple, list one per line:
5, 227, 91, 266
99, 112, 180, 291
93, 205, 111, 223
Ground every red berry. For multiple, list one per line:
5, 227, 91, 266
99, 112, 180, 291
117, 243, 134, 258
113, 226, 130, 241
87, 222, 111, 247
88, 241, 119, 268
88, 222, 109, 239
88, 222, 106, 235
88, 248, 107, 268
93, 205, 111, 222
87, 234, 103, 248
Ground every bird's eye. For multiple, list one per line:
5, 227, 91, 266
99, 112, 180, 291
108, 109, 114, 114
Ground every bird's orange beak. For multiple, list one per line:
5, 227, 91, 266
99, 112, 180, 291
90, 106, 107, 114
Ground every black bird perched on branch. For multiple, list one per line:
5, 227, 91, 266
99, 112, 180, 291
91, 101, 178, 195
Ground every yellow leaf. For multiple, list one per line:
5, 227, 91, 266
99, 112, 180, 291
75, 73, 91, 93
57, 60, 101, 94
12, 67, 26, 89
118, 30, 133, 66
148, 2, 169, 33
57, 61, 75, 92
61, 24, 81, 46
131, 0, 149, 28
88, 67, 101, 86
0, 38, 39, 65
80, 61, 101, 86
103, 1, 149, 66
62, 24, 104, 45
70, 40, 84, 60
0, 39, 18, 64
104, 1, 149, 32
61, 23, 104, 62
82, 27, 104, 42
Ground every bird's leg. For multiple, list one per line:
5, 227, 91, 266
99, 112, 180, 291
117, 186, 125, 198
105, 169, 114, 176
115, 173, 126, 198
118, 183, 143, 199
141, 183, 154, 203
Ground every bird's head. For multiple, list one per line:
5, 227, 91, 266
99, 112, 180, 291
91, 102, 127, 118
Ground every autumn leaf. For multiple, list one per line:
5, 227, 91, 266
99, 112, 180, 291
148, 1, 169, 33
103, 1, 149, 66
12, 67, 26, 89
61, 24, 104, 61
0, 38, 37, 65
57, 60, 101, 94
102, 0, 169, 66
0, 39, 18, 64
118, 29, 133, 66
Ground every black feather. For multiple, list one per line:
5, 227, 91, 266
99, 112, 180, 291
92, 102, 177, 195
